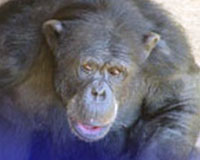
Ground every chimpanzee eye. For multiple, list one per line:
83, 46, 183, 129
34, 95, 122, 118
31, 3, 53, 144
81, 62, 95, 73
108, 67, 122, 76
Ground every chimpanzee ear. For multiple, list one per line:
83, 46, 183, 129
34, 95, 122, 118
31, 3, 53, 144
42, 19, 64, 50
143, 32, 160, 59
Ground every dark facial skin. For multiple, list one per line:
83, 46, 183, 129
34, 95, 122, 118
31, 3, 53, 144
60, 53, 130, 141
67, 59, 121, 141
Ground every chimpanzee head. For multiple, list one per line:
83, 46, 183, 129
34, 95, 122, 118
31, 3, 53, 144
43, 1, 160, 142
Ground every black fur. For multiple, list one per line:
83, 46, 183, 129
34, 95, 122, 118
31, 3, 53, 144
0, 0, 200, 160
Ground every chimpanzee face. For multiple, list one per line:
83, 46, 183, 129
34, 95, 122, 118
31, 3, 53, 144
43, 11, 160, 141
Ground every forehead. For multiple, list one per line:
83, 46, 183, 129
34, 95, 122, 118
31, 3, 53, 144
62, 17, 135, 65
79, 42, 132, 66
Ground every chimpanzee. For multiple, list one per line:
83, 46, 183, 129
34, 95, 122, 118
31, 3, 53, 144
0, 0, 200, 160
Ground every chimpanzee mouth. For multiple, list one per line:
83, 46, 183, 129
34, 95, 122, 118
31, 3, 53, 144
68, 118, 111, 142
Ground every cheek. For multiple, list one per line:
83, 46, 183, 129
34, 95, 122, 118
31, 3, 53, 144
113, 83, 131, 106
54, 72, 83, 103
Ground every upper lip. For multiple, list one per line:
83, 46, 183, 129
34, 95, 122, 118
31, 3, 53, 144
70, 117, 111, 127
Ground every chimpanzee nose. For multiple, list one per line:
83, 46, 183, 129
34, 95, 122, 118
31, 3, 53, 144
91, 87, 106, 99
90, 81, 107, 101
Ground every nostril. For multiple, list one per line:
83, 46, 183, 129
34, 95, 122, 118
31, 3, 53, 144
92, 88, 98, 97
91, 87, 106, 99
99, 90, 106, 98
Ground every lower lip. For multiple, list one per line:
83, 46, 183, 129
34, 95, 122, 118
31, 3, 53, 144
77, 123, 102, 134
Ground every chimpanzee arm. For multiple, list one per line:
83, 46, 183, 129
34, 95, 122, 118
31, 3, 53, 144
137, 104, 199, 160
129, 78, 200, 160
